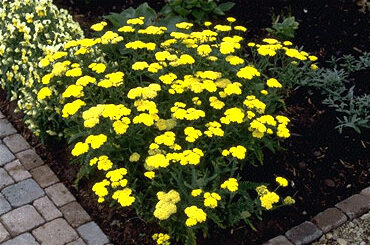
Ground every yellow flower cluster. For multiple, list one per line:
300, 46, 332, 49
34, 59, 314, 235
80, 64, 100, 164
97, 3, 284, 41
203, 192, 221, 208
154, 190, 180, 220
33, 15, 317, 242
71, 134, 107, 156
221, 178, 239, 192
152, 233, 171, 245
184, 206, 207, 227
222, 145, 247, 159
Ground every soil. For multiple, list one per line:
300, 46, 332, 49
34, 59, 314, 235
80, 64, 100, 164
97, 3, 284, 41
1, 0, 370, 244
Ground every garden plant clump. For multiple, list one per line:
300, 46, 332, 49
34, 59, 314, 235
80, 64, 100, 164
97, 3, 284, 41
34, 15, 319, 244
0, 0, 84, 138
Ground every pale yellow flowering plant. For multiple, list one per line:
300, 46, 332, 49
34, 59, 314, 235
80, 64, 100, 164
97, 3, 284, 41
36, 16, 318, 244
0, 0, 83, 138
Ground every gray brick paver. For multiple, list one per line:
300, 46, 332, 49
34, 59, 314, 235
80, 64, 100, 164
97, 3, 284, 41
15, 149, 44, 170
67, 238, 87, 245
1, 179, 44, 207
0, 193, 11, 216
0, 205, 45, 236
45, 183, 75, 207
312, 207, 348, 233
60, 201, 91, 228
0, 223, 10, 243
32, 218, 79, 245
30, 165, 59, 188
0, 120, 17, 139
335, 194, 370, 220
3, 160, 31, 182
3, 134, 30, 153
0, 232, 40, 245
285, 221, 323, 245
33, 196, 62, 221
0, 169, 14, 190
77, 222, 109, 245
263, 235, 294, 245
360, 186, 370, 198
0, 144, 15, 167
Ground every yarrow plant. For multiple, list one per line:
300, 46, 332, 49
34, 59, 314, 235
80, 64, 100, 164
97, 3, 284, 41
0, 0, 83, 138
36, 16, 318, 244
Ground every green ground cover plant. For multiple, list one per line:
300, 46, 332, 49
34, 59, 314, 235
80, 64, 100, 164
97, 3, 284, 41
297, 53, 370, 133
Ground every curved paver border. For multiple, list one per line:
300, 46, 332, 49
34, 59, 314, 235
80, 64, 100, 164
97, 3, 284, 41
263, 187, 370, 245
0, 111, 112, 245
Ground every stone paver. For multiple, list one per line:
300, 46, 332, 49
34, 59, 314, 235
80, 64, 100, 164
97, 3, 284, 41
0, 205, 44, 236
360, 186, 370, 198
0, 120, 17, 138
335, 194, 370, 219
3, 160, 31, 182
312, 207, 348, 233
60, 201, 91, 228
30, 165, 58, 188
0, 113, 109, 245
33, 196, 62, 221
77, 222, 109, 245
15, 149, 44, 170
285, 221, 323, 245
1, 233, 39, 245
0, 169, 14, 190
0, 144, 15, 167
0, 194, 11, 216
32, 218, 79, 245
0, 223, 10, 243
263, 235, 294, 245
1, 179, 44, 207
45, 183, 75, 207
3, 134, 30, 153
67, 238, 87, 245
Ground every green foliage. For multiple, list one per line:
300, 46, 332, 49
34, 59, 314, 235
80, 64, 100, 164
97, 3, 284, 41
297, 53, 370, 133
104, 3, 158, 28
160, 0, 235, 23
266, 15, 299, 40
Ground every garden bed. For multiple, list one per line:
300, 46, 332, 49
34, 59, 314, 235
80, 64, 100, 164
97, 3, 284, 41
1, 0, 369, 244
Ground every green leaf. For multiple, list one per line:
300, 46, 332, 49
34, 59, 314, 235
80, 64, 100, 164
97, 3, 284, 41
213, 7, 225, 16
218, 2, 235, 12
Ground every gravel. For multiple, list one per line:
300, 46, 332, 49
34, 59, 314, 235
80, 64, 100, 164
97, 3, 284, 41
313, 211, 370, 245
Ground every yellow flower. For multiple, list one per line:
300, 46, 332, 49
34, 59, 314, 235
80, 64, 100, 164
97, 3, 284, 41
276, 177, 288, 187
85, 134, 107, 149
260, 191, 280, 210
37, 87, 52, 101
112, 188, 135, 207
203, 192, 221, 208
71, 142, 89, 156
144, 171, 155, 179
90, 21, 107, 31
184, 206, 207, 226
266, 78, 282, 88
129, 152, 140, 162
221, 178, 238, 192
283, 196, 295, 205
191, 189, 202, 197
176, 22, 193, 29
227, 17, 236, 23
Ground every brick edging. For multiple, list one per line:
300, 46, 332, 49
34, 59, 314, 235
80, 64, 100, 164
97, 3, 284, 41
0, 115, 111, 245
263, 186, 370, 245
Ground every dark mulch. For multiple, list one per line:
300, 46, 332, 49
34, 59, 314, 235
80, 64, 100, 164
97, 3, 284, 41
1, 0, 369, 244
